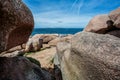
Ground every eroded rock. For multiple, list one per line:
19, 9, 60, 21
84, 8, 120, 38
84, 15, 111, 33
0, 0, 34, 52
55, 32, 120, 80
32, 34, 58, 44
25, 38, 43, 52
48, 35, 73, 46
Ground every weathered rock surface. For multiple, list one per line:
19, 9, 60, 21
55, 32, 120, 80
84, 8, 120, 38
0, 49, 25, 57
109, 7, 120, 28
25, 34, 72, 52
0, 0, 34, 52
48, 35, 73, 46
0, 43, 27, 57
0, 57, 53, 80
55, 42, 74, 80
84, 15, 111, 33
32, 34, 58, 44
26, 47, 56, 68
48, 37, 63, 47
25, 38, 43, 52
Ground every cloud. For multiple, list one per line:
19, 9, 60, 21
34, 10, 93, 28
23, 0, 120, 28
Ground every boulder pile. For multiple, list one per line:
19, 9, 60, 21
54, 8, 120, 80
84, 8, 120, 38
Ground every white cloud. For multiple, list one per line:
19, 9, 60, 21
23, 0, 112, 28
33, 11, 93, 28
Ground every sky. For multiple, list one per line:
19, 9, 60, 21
23, 0, 120, 28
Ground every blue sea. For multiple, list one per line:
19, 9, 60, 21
31, 28, 84, 36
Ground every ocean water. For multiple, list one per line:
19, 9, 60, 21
31, 28, 84, 36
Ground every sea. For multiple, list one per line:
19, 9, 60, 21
31, 28, 84, 36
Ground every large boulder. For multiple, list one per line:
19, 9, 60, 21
55, 32, 120, 80
109, 8, 120, 28
0, 57, 53, 80
84, 15, 112, 33
0, 0, 34, 52
84, 8, 120, 38
55, 42, 71, 79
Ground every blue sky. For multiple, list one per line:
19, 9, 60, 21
23, 0, 120, 28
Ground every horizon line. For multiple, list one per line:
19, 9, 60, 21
34, 27, 84, 29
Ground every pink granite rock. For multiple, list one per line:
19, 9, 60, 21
0, 0, 34, 52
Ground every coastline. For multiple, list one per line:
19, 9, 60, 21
31, 28, 84, 36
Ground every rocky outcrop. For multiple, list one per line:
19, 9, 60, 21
0, 50, 24, 57
0, 44, 25, 57
55, 32, 120, 80
32, 34, 58, 44
84, 8, 120, 38
25, 38, 43, 52
48, 35, 73, 46
0, 0, 56, 80
84, 15, 111, 33
109, 8, 120, 28
55, 42, 71, 80
26, 47, 56, 68
0, 0, 34, 52
25, 34, 72, 52
48, 38, 62, 47
0, 57, 53, 80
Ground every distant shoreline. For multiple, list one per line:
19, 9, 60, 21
31, 28, 84, 36
34, 27, 83, 29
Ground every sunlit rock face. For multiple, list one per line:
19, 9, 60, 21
0, 0, 34, 53
84, 8, 120, 38
84, 15, 111, 34
55, 32, 120, 80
